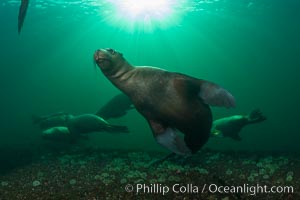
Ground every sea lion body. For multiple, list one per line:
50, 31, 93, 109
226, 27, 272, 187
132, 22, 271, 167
18, 0, 29, 34
94, 48, 235, 155
211, 109, 266, 141
123, 68, 213, 153
36, 113, 129, 142
68, 114, 119, 134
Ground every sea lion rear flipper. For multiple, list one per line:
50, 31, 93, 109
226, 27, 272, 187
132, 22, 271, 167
174, 77, 235, 108
156, 128, 192, 155
248, 109, 267, 124
149, 120, 191, 155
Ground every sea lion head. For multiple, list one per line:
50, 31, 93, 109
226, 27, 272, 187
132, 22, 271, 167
94, 48, 126, 76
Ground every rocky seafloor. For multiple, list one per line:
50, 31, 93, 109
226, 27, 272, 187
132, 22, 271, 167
0, 147, 299, 200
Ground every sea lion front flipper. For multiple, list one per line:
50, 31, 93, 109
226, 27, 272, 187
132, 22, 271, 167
174, 77, 235, 108
148, 120, 191, 155
199, 81, 236, 108
96, 93, 133, 120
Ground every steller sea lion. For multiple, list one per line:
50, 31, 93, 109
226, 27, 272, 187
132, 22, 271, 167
211, 109, 266, 141
18, 0, 29, 34
33, 112, 129, 142
94, 48, 236, 155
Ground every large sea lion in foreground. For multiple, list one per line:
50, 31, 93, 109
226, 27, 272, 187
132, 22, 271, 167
94, 48, 236, 155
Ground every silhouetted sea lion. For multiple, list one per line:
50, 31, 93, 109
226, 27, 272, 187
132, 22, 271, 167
94, 48, 235, 155
33, 113, 129, 142
18, 0, 29, 34
96, 93, 134, 120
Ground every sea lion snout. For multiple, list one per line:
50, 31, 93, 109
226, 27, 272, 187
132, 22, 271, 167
94, 49, 107, 63
93, 50, 100, 62
94, 48, 128, 75
94, 48, 122, 62
93, 49, 112, 70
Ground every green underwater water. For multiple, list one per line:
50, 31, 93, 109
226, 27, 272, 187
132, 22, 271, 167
0, 0, 299, 154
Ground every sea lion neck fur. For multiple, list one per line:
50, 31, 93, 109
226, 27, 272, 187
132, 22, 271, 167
95, 49, 143, 93
107, 61, 134, 90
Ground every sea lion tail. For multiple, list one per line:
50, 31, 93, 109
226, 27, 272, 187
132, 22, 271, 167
105, 125, 129, 133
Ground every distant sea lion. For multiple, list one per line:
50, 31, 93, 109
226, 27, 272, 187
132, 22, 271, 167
211, 109, 266, 141
96, 93, 134, 120
33, 113, 129, 142
18, 0, 29, 34
94, 48, 235, 155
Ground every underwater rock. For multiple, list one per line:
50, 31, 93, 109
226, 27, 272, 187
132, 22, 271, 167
256, 162, 263, 168
259, 168, 266, 175
287, 171, 294, 177
247, 176, 255, 182
197, 168, 209, 174
1, 181, 8, 186
134, 179, 144, 184
239, 174, 246, 179
166, 164, 184, 171
79, 160, 87, 165
225, 169, 233, 175
252, 172, 259, 177
69, 179, 76, 185
168, 176, 181, 182
32, 180, 41, 187
286, 175, 293, 182
0, 148, 299, 199
276, 178, 284, 184
125, 170, 147, 179
120, 178, 127, 184
157, 177, 166, 183
102, 179, 113, 185
149, 179, 157, 184
101, 173, 110, 178
37, 171, 44, 177
263, 175, 270, 179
